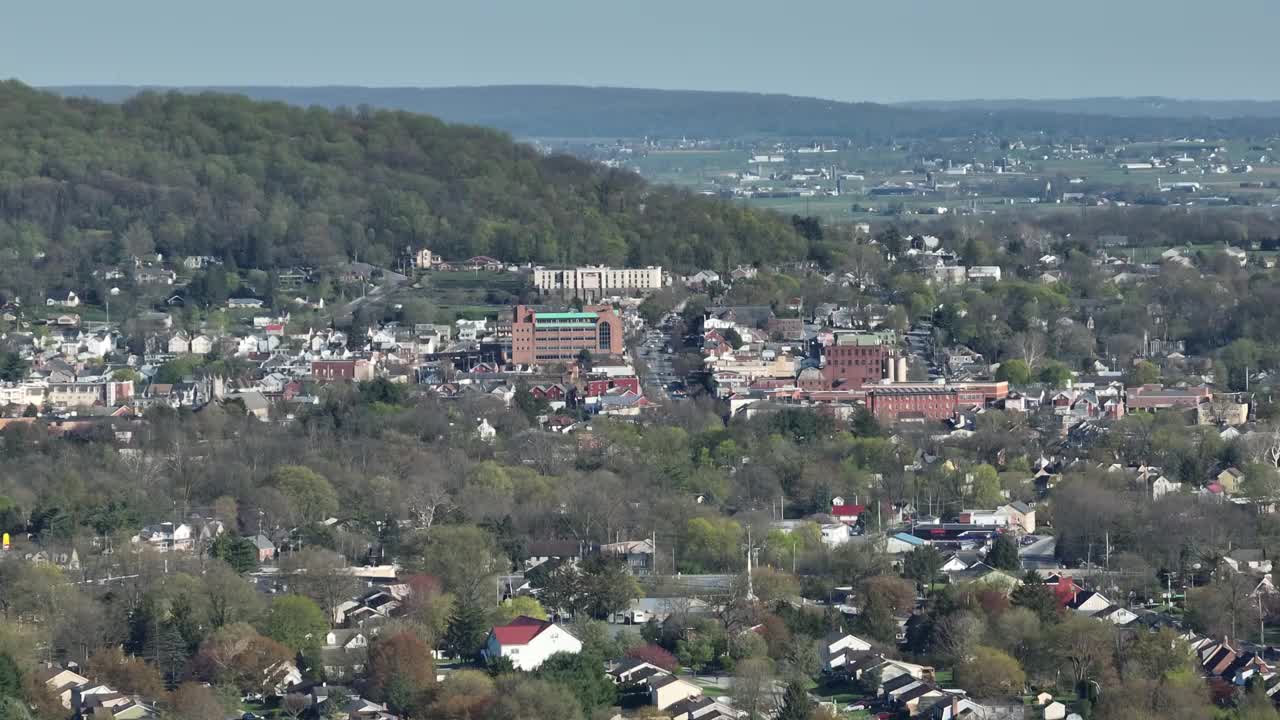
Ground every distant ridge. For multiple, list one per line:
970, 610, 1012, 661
897, 97, 1280, 120
46, 84, 1280, 140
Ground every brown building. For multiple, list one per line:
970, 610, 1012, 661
822, 333, 890, 389
510, 305, 624, 365
312, 359, 374, 382
867, 381, 1009, 423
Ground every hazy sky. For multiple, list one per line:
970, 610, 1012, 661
7, 0, 1279, 101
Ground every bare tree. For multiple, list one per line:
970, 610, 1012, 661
1012, 331, 1048, 369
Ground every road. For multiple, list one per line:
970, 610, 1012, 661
340, 267, 409, 316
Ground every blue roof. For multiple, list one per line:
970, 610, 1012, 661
892, 532, 926, 546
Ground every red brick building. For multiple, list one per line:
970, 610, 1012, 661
867, 381, 1009, 422
510, 305, 624, 365
585, 376, 641, 397
312, 359, 374, 382
822, 334, 890, 390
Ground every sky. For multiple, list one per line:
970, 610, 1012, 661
6, 0, 1280, 102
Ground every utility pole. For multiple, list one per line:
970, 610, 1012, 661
745, 527, 755, 602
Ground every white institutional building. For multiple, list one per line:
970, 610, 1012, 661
533, 265, 664, 299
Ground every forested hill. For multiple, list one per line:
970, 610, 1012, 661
0, 82, 806, 290
49, 84, 1280, 140
899, 96, 1280, 119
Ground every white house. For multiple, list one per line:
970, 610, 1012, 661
168, 331, 190, 354
483, 616, 581, 671
42, 668, 90, 710
821, 631, 873, 671
648, 674, 702, 710
189, 334, 213, 355
476, 418, 496, 442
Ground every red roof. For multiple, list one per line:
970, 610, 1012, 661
830, 504, 866, 518
490, 616, 551, 646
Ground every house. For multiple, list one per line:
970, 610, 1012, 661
483, 616, 581, 671
1042, 701, 1067, 720
46, 291, 81, 308
1225, 548, 1272, 575
610, 658, 669, 685
829, 499, 866, 526
167, 331, 190, 354
227, 298, 265, 310
325, 629, 370, 650
412, 248, 439, 269
1216, 467, 1245, 495
235, 391, 271, 421
821, 631, 873, 671
885, 532, 927, 554
251, 534, 276, 562
1067, 590, 1114, 617
600, 539, 656, 575
41, 667, 90, 709
996, 501, 1036, 533
666, 695, 738, 720
648, 674, 703, 710
189, 334, 213, 355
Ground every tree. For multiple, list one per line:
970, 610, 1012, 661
1126, 360, 1160, 386
733, 657, 777, 720
579, 555, 642, 619
776, 678, 814, 720
282, 548, 361, 623
429, 670, 496, 720
264, 595, 328, 653
1048, 614, 1114, 687
987, 534, 1021, 571
443, 602, 489, 661
575, 348, 593, 370
491, 596, 547, 625
368, 630, 435, 714
1037, 361, 1072, 386
970, 464, 1003, 507
204, 562, 264, 628
87, 648, 166, 698
1011, 571, 1060, 623
535, 652, 616, 714
0, 654, 19, 699
482, 676, 583, 720
955, 646, 1025, 697
625, 644, 679, 672
167, 682, 227, 720
995, 359, 1032, 385
410, 525, 507, 605
190, 623, 292, 693
281, 693, 311, 720
209, 534, 258, 573
0, 354, 28, 383
903, 545, 945, 593
0, 697, 32, 720
269, 465, 339, 524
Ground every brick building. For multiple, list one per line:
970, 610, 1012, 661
510, 305, 624, 365
822, 333, 890, 389
312, 359, 374, 382
867, 381, 1009, 423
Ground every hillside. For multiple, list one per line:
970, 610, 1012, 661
49, 84, 1280, 140
898, 96, 1280, 119
0, 82, 808, 300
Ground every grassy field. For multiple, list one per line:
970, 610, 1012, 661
395, 270, 533, 322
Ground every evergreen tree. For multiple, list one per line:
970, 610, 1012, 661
443, 602, 489, 662
0, 653, 21, 699
988, 533, 1021, 571
210, 533, 259, 573
776, 679, 814, 720
1011, 571, 1059, 623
